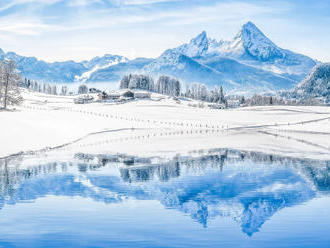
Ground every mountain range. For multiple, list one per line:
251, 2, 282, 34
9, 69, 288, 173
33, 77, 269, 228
0, 21, 318, 94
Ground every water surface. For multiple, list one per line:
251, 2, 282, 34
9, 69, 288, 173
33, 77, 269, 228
0, 149, 329, 247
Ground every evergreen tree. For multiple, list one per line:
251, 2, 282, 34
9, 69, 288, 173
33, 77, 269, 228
240, 96, 245, 105
219, 86, 225, 104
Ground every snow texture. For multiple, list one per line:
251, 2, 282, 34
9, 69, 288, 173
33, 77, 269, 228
1, 90, 330, 160
292, 63, 330, 102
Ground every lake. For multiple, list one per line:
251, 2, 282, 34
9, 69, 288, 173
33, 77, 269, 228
0, 148, 329, 247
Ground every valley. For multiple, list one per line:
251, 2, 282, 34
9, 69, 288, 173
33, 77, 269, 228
1, 90, 329, 160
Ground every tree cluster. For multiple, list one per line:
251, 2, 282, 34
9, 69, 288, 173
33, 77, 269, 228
120, 74, 181, 97
22, 78, 68, 96
155, 76, 181, 97
120, 74, 154, 91
243, 94, 302, 106
185, 83, 226, 103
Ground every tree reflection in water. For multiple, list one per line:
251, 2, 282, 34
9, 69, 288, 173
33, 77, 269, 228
0, 149, 329, 235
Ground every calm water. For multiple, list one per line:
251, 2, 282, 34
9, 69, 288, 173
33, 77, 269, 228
0, 149, 329, 247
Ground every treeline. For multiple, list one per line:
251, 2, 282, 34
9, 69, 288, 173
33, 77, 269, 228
230, 94, 320, 107
120, 74, 227, 103
120, 74, 181, 97
184, 83, 226, 104
22, 78, 68, 95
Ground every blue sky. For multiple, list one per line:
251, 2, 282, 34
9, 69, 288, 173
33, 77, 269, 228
0, 0, 329, 62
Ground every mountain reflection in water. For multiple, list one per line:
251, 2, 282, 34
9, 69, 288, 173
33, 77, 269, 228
0, 149, 329, 238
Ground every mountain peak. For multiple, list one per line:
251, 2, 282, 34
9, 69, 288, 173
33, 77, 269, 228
241, 21, 260, 32
191, 31, 207, 43
175, 31, 209, 57
237, 21, 268, 42
234, 21, 283, 61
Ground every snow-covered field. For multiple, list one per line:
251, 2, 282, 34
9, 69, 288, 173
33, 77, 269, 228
1, 90, 330, 160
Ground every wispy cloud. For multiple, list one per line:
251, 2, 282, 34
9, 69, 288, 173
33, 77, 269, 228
66, 0, 103, 7
0, 15, 52, 35
19, 1, 285, 33
120, 0, 182, 5
0, 0, 328, 62
0, 0, 61, 12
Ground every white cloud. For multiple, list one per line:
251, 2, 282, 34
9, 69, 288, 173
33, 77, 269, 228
120, 0, 182, 5
66, 0, 103, 7
0, 0, 62, 12
0, 0, 327, 62
0, 17, 51, 35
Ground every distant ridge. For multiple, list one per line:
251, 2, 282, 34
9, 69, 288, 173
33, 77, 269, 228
0, 22, 317, 94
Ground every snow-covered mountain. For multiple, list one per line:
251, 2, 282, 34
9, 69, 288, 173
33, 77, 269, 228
141, 21, 316, 92
143, 48, 296, 93
142, 49, 237, 89
291, 63, 330, 102
75, 55, 129, 82
174, 22, 316, 79
0, 50, 130, 83
0, 49, 86, 82
0, 21, 318, 93
86, 57, 153, 82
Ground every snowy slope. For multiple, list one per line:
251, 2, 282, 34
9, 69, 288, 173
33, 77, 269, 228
142, 49, 238, 89
1, 89, 330, 159
291, 63, 330, 101
143, 49, 296, 92
75, 55, 128, 82
86, 58, 154, 82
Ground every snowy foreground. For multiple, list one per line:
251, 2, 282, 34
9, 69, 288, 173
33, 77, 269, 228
1, 90, 330, 160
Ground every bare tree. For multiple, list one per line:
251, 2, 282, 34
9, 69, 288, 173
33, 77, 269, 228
156, 76, 181, 96
0, 60, 23, 109
120, 74, 154, 91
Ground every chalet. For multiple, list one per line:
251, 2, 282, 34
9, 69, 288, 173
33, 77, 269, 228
89, 88, 102, 93
227, 99, 240, 108
97, 91, 109, 100
98, 89, 149, 102
133, 91, 151, 99
122, 90, 134, 98
74, 95, 94, 104
107, 92, 121, 100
